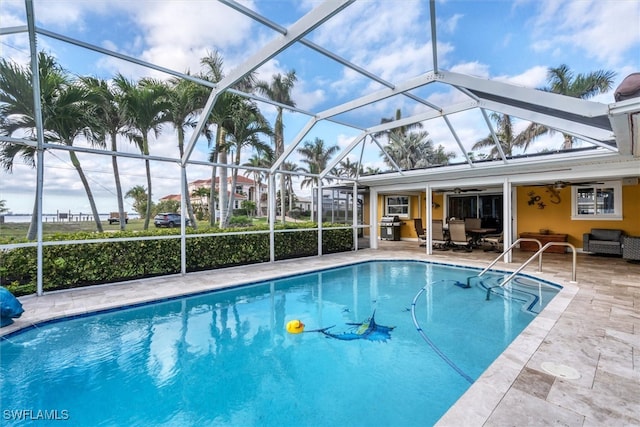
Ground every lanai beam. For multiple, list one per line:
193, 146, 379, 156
317, 72, 438, 120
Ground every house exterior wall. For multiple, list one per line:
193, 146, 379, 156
371, 193, 445, 239
517, 183, 640, 248
373, 182, 640, 248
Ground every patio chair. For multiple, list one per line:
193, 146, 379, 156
448, 220, 473, 251
431, 219, 450, 250
464, 217, 482, 234
482, 232, 504, 252
414, 218, 427, 247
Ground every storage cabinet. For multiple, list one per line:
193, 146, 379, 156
519, 232, 568, 253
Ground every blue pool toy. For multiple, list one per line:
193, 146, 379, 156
0, 286, 24, 327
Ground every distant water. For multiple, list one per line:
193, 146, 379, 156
1, 214, 139, 223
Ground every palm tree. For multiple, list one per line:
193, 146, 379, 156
191, 186, 211, 219
255, 71, 297, 222
223, 101, 273, 227
80, 76, 129, 230
382, 131, 453, 170
374, 108, 423, 143
297, 138, 338, 223
362, 166, 382, 175
472, 113, 537, 158
297, 137, 339, 189
125, 185, 148, 217
166, 77, 202, 229
199, 50, 256, 227
50, 81, 106, 232
281, 160, 303, 214
516, 65, 616, 151
243, 151, 272, 217
0, 52, 105, 235
199, 51, 225, 225
0, 56, 39, 239
337, 157, 362, 179
546, 65, 615, 149
114, 74, 170, 229
430, 144, 457, 165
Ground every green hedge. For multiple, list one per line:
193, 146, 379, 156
0, 224, 353, 296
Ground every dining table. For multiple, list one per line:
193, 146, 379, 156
468, 228, 497, 247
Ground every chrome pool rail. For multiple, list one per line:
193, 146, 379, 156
473, 238, 577, 292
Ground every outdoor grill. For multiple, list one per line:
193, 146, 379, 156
380, 215, 401, 241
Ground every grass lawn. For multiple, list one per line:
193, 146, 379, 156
0, 216, 308, 241
0, 219, 151, 240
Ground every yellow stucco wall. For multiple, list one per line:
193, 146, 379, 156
517, 184, 640, 248
371, 193, 445, 239
371, 183, 640, 247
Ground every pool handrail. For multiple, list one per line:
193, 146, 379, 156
500, 241, 577, 285
475, 239, 577, 292
477, 238, 542, 277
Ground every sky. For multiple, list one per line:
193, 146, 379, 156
0, 0, 639, 215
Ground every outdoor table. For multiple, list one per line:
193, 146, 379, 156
469, 228, 497, 247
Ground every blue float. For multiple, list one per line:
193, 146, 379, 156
0, 287, 24, 327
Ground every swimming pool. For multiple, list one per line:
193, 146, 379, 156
0, 260, 560, 426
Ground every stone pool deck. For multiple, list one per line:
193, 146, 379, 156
2, 243, 638, 426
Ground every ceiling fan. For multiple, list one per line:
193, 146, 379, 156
534, 180, 603, 190
436, 187, 483, 194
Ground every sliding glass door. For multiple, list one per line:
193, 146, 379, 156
447, 194, 503, 231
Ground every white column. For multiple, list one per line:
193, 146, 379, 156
370, 188, 378, 249
426, 184, 433, 255
317, 180, 323, 256
180, 167, 187, 274
27, 0, 45, 296
353, 181, 358, 251
268, 173, 276, 262
503, 178, 512, 263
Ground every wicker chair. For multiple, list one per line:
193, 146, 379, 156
623, 236, 640, 261
583, 228, 624, 256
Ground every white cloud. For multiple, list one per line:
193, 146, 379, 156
130, 1, 258, 77
495, 66, 548, 88
530, 0, 640, 66
450, 61, 490, 79
439, 13, 463, 34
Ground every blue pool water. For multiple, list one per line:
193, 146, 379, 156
0, 261, 560, 426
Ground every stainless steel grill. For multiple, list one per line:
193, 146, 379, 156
380, 215, 401, 240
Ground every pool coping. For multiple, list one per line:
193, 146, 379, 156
0, 250, 578, 425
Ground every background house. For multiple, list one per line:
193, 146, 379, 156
188, 175, 266, 215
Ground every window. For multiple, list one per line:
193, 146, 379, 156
571, 181, 622, 220
385, 196, 410, 217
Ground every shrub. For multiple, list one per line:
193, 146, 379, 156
0, 224, 353, 296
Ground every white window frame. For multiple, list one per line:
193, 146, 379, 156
571, 181, 623, 220
385, 196, 410, 218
